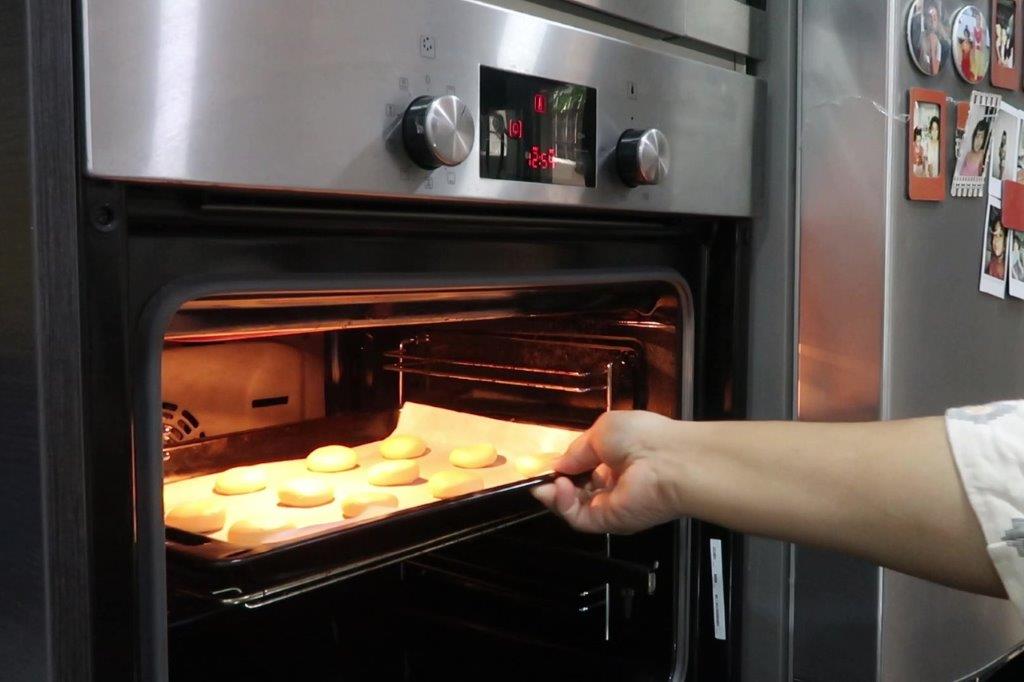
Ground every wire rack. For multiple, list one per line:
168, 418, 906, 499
384, 332, 638, 412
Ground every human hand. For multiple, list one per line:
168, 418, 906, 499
531, 410, 685, 534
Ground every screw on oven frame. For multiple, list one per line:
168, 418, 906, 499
91, 203, 116, 232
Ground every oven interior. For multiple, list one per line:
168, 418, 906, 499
160, 279, 689, 680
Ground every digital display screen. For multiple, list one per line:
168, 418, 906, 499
479, 66, 597, 187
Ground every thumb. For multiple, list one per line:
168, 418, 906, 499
531, 482, 557, 508
553, 429, 601, 475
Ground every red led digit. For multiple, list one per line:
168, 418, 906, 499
533, 93, 547, 114
527, 146, 555, 170
527, 145, 540, 169
508, 119, 523, 139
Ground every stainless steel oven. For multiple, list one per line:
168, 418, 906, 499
41, 1, 762, 679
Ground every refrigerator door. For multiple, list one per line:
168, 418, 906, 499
797, 0, 1024, 680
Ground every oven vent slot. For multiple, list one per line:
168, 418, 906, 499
251, 395, 289, 408
384, 332, 639, 413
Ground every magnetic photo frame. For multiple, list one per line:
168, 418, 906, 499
980, 196, 1010, 297
909, 88, 948, 200
988, 101, 1022, 196
908, 0, 950, 75
953, 5, 991, 84
1008, 228, 1024, 298
1016, 116, 1024, 180
992, 0, 1021, 88
953, 90, 1002, 197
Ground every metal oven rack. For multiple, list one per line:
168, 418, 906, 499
383, 332, 640, 412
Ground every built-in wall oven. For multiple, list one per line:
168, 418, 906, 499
76, 1, 762, 679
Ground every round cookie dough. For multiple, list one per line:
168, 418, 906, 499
306, 444, 359, 472
379, 434, 427, 460
341, 491, 400, 519
449, 443, 498, 469
277, 478, 335, 508
428, 470, 485, 499
214, 465, 268, 495
165, 498, 227, 534
227, 515, 296, 547
367, 459, 420, 486
514, 453, 560, 477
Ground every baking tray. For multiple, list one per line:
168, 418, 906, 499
165, 403, 580, 607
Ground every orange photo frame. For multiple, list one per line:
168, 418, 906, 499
908, 88, 947, 201
992, 0, 1021, 89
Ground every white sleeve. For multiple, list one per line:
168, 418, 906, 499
946, 400, 1024, 614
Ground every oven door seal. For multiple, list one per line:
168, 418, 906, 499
133, 268, 694, 682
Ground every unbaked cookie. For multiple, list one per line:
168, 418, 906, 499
213, 465, 268, 495
449, 443, 498, 469
165, 498, 227, 534
306, 444, 359, 472
379, 434, 427, 460
277, 478, 335, 507
367, 459, 420, 486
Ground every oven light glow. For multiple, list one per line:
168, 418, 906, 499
527, 145, 556, 170
533, 93, 547, 114
508, 119, 524, 139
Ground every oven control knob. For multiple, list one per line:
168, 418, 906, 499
616, 128, 670, 187
402, 95, 475, 170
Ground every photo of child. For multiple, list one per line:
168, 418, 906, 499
952, 92, 1002, 198
980, 201, 1009, 298
907, 0, 949, 75
996, 0, 1017, 69
959, 116, 992, 177
913, 129, 926, 176
996, 130, 1009, 179
985, 213, 1007, 281
953, 6, 991, 83
987, 102, 1021, 196
1017, 119, 1024, 182
912, 102, 941, 178
1010, 229, 1024, 299
1011, 230, 1024, 282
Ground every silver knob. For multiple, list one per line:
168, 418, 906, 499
616, 128, 670, 187
402, 95, 475, 170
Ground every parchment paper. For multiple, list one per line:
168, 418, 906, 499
163, 402, 580, 546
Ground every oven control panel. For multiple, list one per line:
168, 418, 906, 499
478, 66, 597, 188
82, 0, 761, 216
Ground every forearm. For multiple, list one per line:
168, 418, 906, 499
663, 418, 1004, 598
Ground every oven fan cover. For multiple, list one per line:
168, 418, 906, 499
162, 402, 204, 446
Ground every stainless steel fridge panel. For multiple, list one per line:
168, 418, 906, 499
794, 0, 899, 680
796, 0, 887, 425
81, 0, 761, 217
880, 1, 1024, 678
879, 572, 1023, 681
797, 0, 1024, 680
